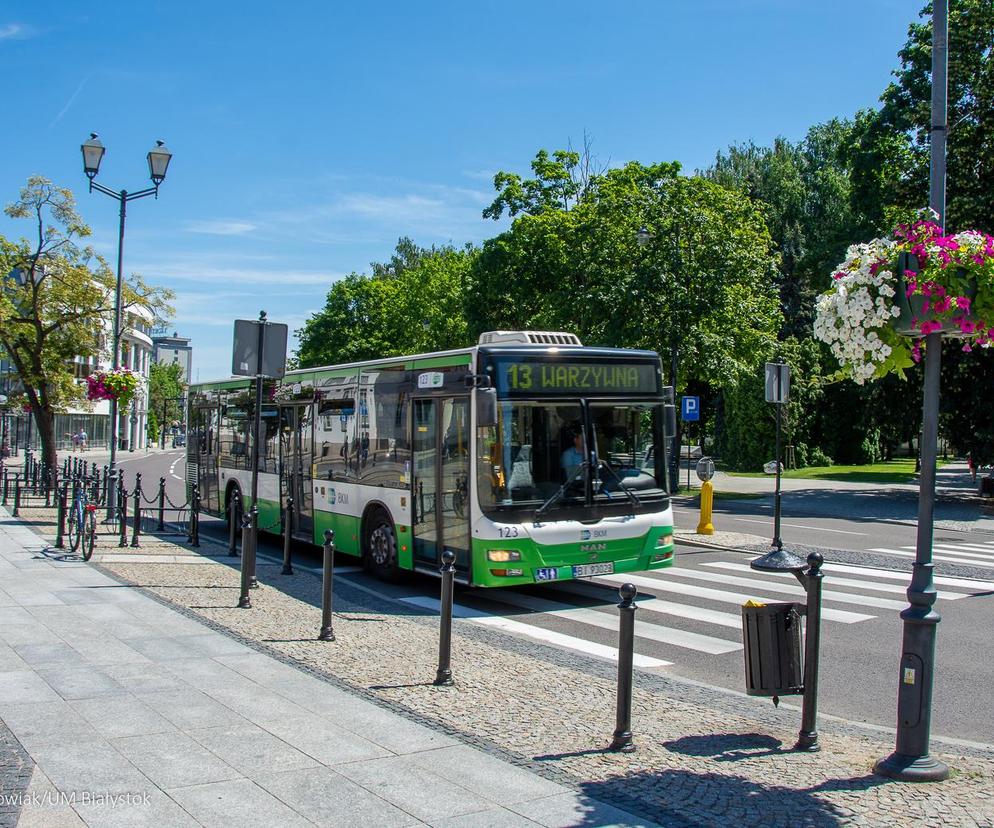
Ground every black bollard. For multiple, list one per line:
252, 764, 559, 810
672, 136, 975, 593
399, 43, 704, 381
118, 486, 128, 548
191, 484, 200, 548
434, 549, 456, 686
319, 529, 336, 640
102, 466, 109, 506
31, 460, 39, 493
12, 478, 20, 517
238, 512, 253, 609
281, 497, 294, 575
23, 452, 30, 483
55, 482, 68, 549
795, 553, 824, 751
131, 474, 142, 547
228, 492, 240, 557
44, 466, 52, 508
157, 477, 166, 531
2, 470, 8, 505
609, 583, 638, 753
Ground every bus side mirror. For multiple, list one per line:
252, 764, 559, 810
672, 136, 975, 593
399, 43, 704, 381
475, 388, 497, 428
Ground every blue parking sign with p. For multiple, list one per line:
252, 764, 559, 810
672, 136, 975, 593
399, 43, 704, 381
681, 396, 700, 421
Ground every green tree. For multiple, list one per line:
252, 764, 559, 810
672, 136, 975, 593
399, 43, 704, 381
469, 155, 781, 393
0, 177, 172, 473
148, 361, 185, 445
296, 240, 474, 367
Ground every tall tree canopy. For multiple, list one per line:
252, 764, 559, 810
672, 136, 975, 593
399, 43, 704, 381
296, 239, 475, 367
0, 177, 172, 471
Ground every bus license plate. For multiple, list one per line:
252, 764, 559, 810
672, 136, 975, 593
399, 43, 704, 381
534, 568, 559, 582
572, 562, 615, 578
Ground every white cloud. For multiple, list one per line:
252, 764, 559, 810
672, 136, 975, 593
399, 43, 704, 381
184, 220, 258, 236
150, 262, 342, 287
0, 23, 34, 41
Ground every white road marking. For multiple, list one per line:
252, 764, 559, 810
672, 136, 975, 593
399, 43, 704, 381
552, 581, 744, 629
399, 595, 671, 668
480, 590, 741, 654
869, 547, 994, 568
701, 561, 967, 601
594, 573, 874, 623
726, 517, 865, 536
662, 568, 908, 610
821, 562, 994, 592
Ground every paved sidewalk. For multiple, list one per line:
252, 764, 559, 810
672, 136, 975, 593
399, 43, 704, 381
0, 514, 653, 828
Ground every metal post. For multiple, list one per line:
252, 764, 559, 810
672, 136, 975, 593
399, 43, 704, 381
773, 363, 784, 552
609, 583, 638, 752
434, 549, 456, 686
319, 529, 336, 641
130, 473, 142, 547
12, 478, 20, 517
876, 0, 949, 783
118, 485, 128, 547
796, 552, 823, 751
281, 497, 294, 575
237, 512, 253, 608
157, 477, 165, 531
2, 470, 8, 505
246, 311, 267, 592
228, 492, 240, 557
55, 482, 67, 549
191, 484, 200, 548
102, 465, 109, 506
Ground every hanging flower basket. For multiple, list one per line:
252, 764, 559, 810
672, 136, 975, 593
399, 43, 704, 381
814, 210, 994, 384
86, 369, 138, 409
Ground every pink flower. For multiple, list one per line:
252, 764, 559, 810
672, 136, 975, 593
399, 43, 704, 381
963, 343, 973, 353
956, 296, 971, 311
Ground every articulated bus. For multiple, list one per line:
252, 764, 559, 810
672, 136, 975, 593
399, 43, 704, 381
186, 331, 676, 586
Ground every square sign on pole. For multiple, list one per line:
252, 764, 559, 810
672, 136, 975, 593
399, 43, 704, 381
681, 396, 700, 422
765, 362, 790, 404
232, 317, 289, 379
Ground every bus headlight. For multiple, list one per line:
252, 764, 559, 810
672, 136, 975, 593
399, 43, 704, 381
487, 549, 521, 562
655, 533, 673, 548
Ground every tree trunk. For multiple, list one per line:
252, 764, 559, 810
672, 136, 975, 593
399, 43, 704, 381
33, 407, 58, 480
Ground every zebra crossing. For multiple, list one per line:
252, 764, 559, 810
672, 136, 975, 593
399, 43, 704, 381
868, 535, 994, 568
397, 554, 993, 671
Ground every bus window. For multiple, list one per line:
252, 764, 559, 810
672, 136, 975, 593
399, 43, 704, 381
315, 395, 356, 481
358, 367, 410, 490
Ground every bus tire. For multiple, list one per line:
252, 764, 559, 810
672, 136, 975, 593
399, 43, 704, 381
364, 510, 401, 582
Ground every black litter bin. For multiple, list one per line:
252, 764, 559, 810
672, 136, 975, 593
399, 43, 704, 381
980, 475, 994, 498
741, 601, 804, 698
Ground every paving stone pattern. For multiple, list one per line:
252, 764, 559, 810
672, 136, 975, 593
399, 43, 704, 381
10, 503, 994, 827
0, 721, 33, 828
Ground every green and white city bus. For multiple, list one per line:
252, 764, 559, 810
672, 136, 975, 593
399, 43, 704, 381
186, 331, 676, 587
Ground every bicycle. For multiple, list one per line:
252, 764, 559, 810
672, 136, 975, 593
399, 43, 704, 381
67, 481, 97, 561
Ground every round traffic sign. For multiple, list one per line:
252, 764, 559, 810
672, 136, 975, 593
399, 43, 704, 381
696, 456, 715, 482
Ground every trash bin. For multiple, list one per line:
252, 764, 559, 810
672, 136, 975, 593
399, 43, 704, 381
741, 601, 804, 697
980, 475, 994, 498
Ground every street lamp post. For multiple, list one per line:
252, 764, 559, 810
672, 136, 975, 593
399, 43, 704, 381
80, 134, 172, 520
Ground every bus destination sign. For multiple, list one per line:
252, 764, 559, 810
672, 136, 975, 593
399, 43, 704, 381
496, 360, 658, 396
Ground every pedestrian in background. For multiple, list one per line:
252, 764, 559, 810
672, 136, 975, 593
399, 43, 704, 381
968, 451, 976, 483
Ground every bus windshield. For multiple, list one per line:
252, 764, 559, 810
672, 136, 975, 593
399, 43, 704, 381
476, 398, 667, 516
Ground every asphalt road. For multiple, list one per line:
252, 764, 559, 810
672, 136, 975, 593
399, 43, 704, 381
119, 450, 994, 746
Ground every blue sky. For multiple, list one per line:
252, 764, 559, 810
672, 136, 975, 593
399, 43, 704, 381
2, 0, 922, 381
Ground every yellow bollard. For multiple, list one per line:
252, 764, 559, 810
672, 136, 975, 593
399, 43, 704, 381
696, 479, 715, 535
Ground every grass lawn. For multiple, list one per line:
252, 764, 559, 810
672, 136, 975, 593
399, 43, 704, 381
725, 458, 943, 484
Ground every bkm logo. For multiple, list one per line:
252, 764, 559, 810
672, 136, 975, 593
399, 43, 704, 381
580, 530, 591, 540
328, 488, 336, 504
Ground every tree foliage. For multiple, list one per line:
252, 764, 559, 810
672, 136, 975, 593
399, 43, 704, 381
0, 177, 173, 471
296, 239, 475, 367
147, 361, 185, 443
469, 155, 781, 392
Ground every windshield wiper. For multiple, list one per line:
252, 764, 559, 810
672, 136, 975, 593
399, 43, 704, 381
534, 460, 589, 521
596, 460, 642, 510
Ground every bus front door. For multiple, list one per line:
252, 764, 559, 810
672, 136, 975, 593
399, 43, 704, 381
412, 397, 470, 578
280, 404, 313, 541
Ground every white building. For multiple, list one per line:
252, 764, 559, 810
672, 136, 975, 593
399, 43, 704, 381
67, 306, 156, 451
152, 331, 193, 383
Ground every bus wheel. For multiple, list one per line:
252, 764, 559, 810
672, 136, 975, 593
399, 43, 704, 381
365, 512, 401, 582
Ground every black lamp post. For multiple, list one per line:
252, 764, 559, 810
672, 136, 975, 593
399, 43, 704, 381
80, 134, 172, 519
